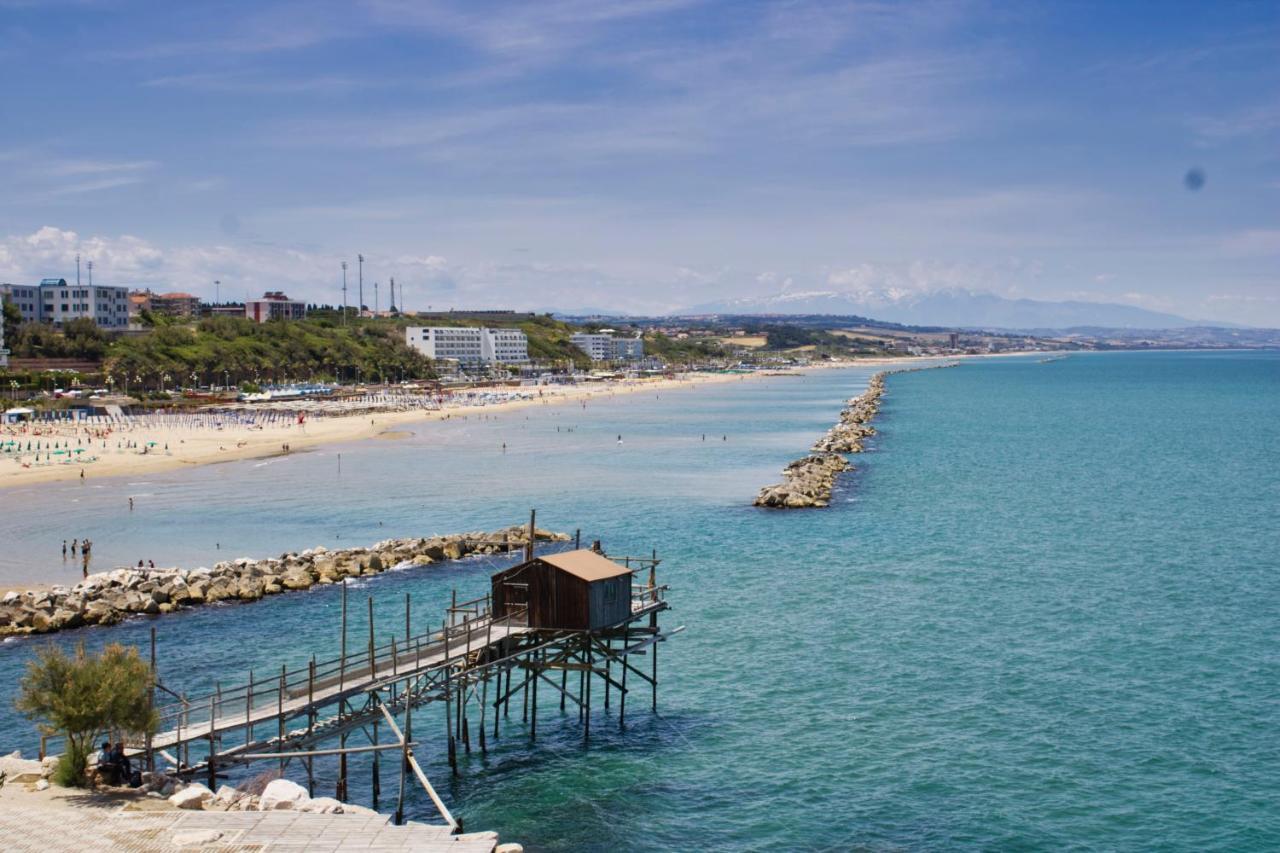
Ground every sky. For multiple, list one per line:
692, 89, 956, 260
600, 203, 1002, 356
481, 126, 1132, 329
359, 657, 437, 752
0, 0, 1277, 323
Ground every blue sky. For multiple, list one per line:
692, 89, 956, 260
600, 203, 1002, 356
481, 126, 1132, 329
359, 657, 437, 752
1, 0, 1277, 322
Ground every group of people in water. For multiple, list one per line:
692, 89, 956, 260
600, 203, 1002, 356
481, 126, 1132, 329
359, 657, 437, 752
62, 538, 93, 577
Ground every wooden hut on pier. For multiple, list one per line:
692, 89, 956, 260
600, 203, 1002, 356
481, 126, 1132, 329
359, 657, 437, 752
491, 549, 632, 630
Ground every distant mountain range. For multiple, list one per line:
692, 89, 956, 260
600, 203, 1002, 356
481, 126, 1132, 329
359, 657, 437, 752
683, 289, 1238, 330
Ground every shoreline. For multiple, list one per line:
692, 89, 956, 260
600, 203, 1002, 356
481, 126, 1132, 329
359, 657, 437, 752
0, 355, 996, 491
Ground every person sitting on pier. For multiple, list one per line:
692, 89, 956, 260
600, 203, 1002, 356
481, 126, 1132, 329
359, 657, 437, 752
110, 741, 135, 786
94, 741, 119, 785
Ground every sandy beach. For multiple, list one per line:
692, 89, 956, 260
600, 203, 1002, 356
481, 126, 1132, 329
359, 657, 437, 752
0, 356, 985, 490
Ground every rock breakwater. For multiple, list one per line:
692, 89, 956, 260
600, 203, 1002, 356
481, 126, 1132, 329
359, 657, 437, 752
754, 363, 956, 508
0, 526, 570, 637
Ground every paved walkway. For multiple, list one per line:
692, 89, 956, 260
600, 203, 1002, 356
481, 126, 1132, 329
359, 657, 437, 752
0, 805, 499, 851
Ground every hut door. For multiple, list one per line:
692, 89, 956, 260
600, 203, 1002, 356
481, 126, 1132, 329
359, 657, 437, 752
500, 579, 530, 623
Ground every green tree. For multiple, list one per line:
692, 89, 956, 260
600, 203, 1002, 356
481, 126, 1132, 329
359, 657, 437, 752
15, 642, 158, 787
2, 298, 21, 346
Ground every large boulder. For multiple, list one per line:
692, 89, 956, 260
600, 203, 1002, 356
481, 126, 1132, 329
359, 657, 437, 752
170, 783, 214, 810
259, 778, 309, 811
299, 796, 344, 814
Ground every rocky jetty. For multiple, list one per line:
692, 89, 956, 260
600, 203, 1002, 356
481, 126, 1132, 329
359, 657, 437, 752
754, 364, 955, 508
0, 526, 570, 637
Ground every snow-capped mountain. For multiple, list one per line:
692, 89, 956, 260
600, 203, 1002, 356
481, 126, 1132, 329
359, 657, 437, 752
684, 289, 1205, 329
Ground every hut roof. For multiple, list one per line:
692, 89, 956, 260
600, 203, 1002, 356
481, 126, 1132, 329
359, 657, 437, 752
539, 550, 632, 582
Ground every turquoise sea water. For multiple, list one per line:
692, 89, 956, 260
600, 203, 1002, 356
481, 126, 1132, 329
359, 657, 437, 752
1, 351, 1277, 850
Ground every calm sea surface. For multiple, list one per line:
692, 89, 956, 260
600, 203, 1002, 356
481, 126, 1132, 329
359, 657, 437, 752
1, 351, 1277, 850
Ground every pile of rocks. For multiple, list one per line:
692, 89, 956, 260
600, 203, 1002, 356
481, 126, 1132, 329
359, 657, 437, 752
753, 454, 852, 508
156, 777, 377, 815
0, 526, 571, 637
811, 373, 885, 454
755, 365, 953, 509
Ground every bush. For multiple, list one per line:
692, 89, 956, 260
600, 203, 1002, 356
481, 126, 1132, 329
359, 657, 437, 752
15, 642, 158, 787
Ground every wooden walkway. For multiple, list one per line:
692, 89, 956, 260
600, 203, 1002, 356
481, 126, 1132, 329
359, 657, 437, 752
150, 617, 529, 751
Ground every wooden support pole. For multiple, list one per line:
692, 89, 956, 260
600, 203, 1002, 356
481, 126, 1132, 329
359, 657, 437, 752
147, 625, 156, 773
181, 693, 190, 770
652, 633, 658, 712
561, 668, 568, 712
338, 580, 348, 802
372, 718, 380, 810
207, 694, 216, 790
445, 675, 456, 775
493, 667, 502, 740
462, 678, 472, 754
340, 580, 348, 691
367, 596, 375, 679
584, 643, 592, 743
619, 628, 628, 728
245, 669, 254, 749
306, 658, 316, 796
530, 652, 538, 742
526, 508, 536, 561
479, 670, 488, 753
277, 665, 286, 774
395, 711, 407, 826
522, 657, 530, 723
604, 644, 611, 710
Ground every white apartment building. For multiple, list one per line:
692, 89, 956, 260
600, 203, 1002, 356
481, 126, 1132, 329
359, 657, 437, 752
1, 279, 130, 329
570, 332, 645, 362
405, 327, 529, 365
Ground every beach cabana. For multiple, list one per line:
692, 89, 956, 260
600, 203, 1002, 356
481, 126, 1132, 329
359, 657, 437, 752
491, 549, 633, 631
3, 407, 35, 424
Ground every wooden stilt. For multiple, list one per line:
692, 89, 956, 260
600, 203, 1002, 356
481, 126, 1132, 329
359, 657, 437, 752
207, 694, 216, 790
652, 634, 658, 712
522, 658, 530, 723
479, 670, 488, 753
584, 643, 592, 743
306, 658, 316, 796
372, 718, 380, 809
530, 652, 538, 741
461, 677, 471, 754
619, 628, 628, 728
245, 669, 254, 749
146, 626, 156, 774
367, 596, 375, 679
180, 693, 190, 770
445, 676, 456, 776
277, 665, 286, 774
338, 579, 348, 802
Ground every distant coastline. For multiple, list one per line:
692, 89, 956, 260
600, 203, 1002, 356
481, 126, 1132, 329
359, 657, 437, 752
1, 355, 1015, 491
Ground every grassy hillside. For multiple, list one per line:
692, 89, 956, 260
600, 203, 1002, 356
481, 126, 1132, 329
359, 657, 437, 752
103, 316, 435, 387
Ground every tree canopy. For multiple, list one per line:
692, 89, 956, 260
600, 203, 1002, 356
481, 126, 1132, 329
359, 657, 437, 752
16, 642, 158, 786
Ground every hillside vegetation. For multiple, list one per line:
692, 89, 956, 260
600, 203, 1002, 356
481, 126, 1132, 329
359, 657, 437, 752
101, 316, 434, 387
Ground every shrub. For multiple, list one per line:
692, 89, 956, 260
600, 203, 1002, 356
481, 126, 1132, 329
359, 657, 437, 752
15, 642, 158, 787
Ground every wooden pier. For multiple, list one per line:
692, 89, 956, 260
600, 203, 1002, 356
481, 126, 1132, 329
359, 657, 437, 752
127, 521, 677, 834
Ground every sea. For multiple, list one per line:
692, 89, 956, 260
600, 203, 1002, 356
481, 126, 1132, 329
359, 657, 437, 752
0, 350, 1277, 851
